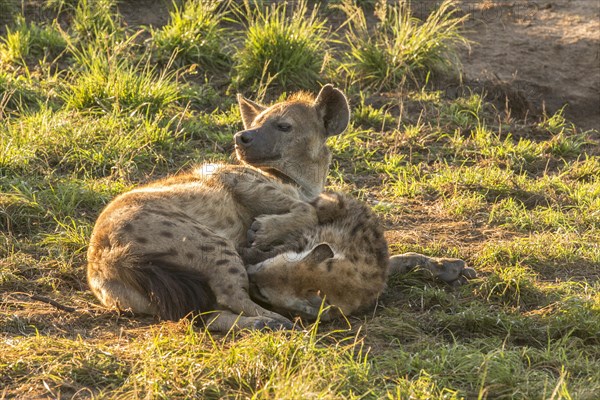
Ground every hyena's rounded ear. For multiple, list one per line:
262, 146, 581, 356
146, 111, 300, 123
314, 84, 350, 137
303, 243, 335, 265
237, 94, 266, 129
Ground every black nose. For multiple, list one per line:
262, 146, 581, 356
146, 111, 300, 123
235, 130, 256, 147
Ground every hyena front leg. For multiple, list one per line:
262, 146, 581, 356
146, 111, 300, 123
220, 172, 318, 250
203, 310, 295, 332
389, 252, 477, 285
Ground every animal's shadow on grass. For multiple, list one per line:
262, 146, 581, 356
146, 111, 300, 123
2, 292, 157, 340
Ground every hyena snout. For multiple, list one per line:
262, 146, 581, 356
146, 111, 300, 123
234, 128, 281, 163
234, 129, 256, 147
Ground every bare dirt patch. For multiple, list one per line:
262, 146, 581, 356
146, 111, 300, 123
457, 0, 600, 131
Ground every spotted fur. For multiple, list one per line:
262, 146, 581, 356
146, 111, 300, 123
87, 85, 351, 331
243, 191, 390, 320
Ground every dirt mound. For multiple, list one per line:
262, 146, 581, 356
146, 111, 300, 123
458, 0, 600, 132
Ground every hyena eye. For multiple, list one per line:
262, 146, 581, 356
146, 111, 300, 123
277, 122, 292, 132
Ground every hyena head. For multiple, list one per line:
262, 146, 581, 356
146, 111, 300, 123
246, 243, 350, 321
235, 84, 350, 200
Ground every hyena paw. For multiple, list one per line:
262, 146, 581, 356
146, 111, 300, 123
435, 258, 477, 285
247, 216, 285, 250
251, 317, 295, 331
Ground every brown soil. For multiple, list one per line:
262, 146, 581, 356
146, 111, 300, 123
116, 0, 599, 131
457, 0, 600, 132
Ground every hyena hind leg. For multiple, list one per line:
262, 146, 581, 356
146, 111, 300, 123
389, 252, 477, 285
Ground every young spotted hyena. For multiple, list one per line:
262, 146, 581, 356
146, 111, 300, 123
87, 84, 351, 331
242, 192, 476, 321
243, 191, 389, 320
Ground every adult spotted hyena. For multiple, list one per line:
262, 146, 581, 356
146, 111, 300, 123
87, 85, 351, 331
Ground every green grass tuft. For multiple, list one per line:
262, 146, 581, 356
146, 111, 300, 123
0, 107, 186, 178
337, 0, 469, 90
63, 45, 182, 115
352, 100, 395, 131
71, 0, 122, 42
151, 0, 232, 71
0, 17, 66, 66
0, 71, 45, 114
233, 0, 329, 91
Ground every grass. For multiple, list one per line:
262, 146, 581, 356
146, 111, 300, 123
336, 0, 469, 90
233, 0, 329, 91
1, 1, 599, 399
62, 48, 183, 116
0, 70, 45, 114
150, 0, 232, 71
71, 0, 122, 42
0, 17, 66, 66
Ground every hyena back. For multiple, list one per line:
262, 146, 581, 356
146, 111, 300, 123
87, 85, 351, 331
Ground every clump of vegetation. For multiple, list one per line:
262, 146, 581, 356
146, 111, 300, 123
0, 17, 66, 66
233, 0, 329, 91
540, 108, 590, 157
337, 0, 468, 90
151, 0, 232, 71
352, 100, 395, 130
0, 71, 43, 114
63, 43, 182, 115
71, 0, 122, 42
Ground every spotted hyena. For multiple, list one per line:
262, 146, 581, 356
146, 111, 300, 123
87, 84, 475, 331
242, 191, 389, 320
87, 85, 351, 331
242, 191, 476, 321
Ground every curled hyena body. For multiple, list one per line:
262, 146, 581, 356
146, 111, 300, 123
243, 192, 476, 320
87, 84, 476, 330
87, 85, 352, 331
243, 191, 390, 320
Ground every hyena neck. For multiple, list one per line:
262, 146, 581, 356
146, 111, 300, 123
264, 164, 327, 201
284, 152, 331, 201
294, 167, 327, 201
